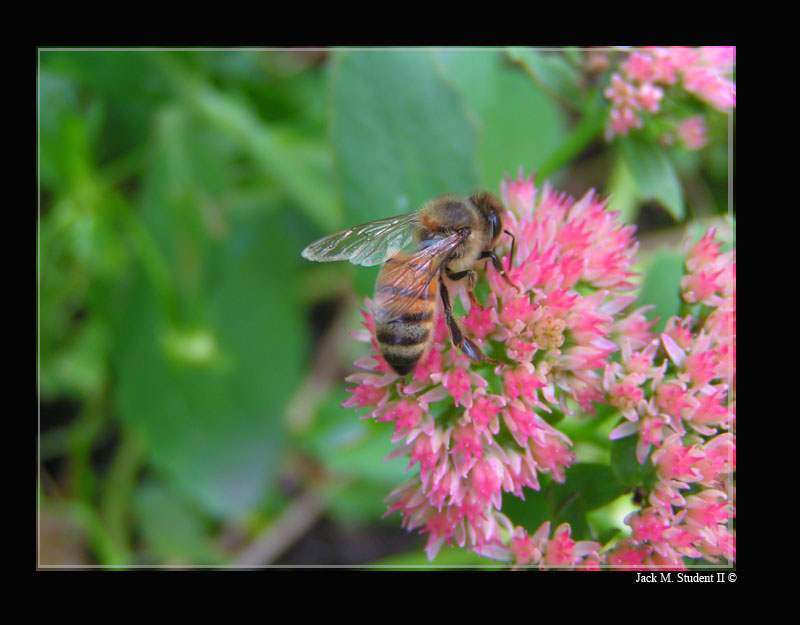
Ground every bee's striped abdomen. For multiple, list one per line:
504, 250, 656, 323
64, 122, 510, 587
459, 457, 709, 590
374, 254, 437, 376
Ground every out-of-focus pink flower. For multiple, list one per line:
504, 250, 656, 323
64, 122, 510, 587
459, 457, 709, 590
677, 116, 709, 150
650, 50, 678, 85
606, 106, 642, 140
636, 83, 663, 113
681, 268, 727, 306
601, 46, 735, 142
500, 169, 536, 216
604, 73, 639, 109
623, 51, 655, 83
603, 226, 735, 566
683, 67, 736, 111
686, 229, 723, 272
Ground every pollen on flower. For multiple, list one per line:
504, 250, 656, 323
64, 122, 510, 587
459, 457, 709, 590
532, 308, 566, 349
608, 380, 644, 414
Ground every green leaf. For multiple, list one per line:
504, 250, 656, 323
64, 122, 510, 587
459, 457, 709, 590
595, 527, 623, 549
620, 138, 685, 221
111, 116, 305, 518
377, 545, 503, 568
41, 50, 171, 102
193, 85, 340, 233
327, 481, 394, 525
330, 49, 481, 296
610, 434, 657, 489
330, 49, 480, 224
433, 49, 499, 125
38, 70, 81, 189
302, 389, 409, 486
133, 481, 224, 564
112, 224, 303, 518
436, 49, 569, 190
506, 47, 583, 107
635, 249, 685, 333
537, 94, 607, 178
547, 463, 626, 541
41, 51, 172, 162
41, 317, 109, 399
302, 389, 418, 525
606, 151, 640, 224
502, 487, 551, 534
562, 47, 584, 67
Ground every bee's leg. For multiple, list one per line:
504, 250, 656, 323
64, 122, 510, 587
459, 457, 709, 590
504, 230, 517, 267
439, 274, 499, 365
479, 251, 521, 293
445, 268, 480, 307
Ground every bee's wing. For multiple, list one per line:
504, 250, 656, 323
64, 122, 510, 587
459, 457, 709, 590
377, 231, 466, 323
301, 213, 419, 267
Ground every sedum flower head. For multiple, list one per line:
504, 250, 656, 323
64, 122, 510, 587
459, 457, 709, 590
343, 173, 735, 567
344, 172, 642, 563
606, 227, 735, 566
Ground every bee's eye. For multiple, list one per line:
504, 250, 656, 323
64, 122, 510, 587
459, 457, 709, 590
488, 211, 501, 241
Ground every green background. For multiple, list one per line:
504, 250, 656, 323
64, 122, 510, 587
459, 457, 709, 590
38, 48, 733, 567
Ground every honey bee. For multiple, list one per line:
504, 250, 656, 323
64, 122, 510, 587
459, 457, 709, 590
301, 191, 518, 377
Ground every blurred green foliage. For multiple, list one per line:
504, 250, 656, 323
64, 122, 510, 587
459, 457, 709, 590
38, 48, 732, 568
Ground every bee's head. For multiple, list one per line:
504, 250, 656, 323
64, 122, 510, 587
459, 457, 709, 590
470, 191, 507, 246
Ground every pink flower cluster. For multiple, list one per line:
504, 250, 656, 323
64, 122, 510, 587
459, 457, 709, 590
605, 228, 735, 568
601, 46, 736, 146
345, 172, 622, 564
343, 173, 735, 568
